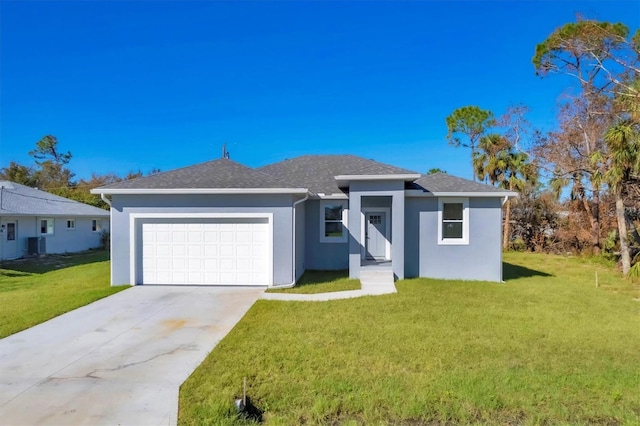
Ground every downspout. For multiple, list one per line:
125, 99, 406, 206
100, 193, 113, 207
272, 193, 308, 288
100, 193, 114, 286
500, 195, 510, 282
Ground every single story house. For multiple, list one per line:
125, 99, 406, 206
92, 155, 516, 287
0, 181, 110, 260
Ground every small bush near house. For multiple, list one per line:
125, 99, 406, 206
100, 230, 110, 250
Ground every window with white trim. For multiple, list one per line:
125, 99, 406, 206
438, 198, 469, 245
67, 219, 76, 230
320, 200, 348, 243
40, 218, 54, 235
92, 219, 102, 232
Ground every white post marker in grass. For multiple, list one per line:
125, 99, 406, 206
235, 377, 247, 412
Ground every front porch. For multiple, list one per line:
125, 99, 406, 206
347, 182, 406, 280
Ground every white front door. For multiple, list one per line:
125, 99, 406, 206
365, 212, 386, 260
4, 221, 18, 260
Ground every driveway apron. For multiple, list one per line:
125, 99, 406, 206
0, 285, 263, 425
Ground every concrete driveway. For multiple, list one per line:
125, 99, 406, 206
0, 285, 263, 425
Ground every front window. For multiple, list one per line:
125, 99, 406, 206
92, 219, 102, 232
320, 200, 348, 243
67, 219, 75, 230
438, 198, 469, 245
40, 218, 54, 235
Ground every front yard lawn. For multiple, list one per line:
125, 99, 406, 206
179, 252, 640, 425
0, 250, 126, 338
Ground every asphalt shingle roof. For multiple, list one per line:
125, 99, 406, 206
97, 158, 300, 190
94, 155, 506, 196
257, 155, 419, 195
0, 181, 109, 216
411, 173, 510, 194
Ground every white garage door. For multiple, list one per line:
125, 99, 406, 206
140, 218, 269, 285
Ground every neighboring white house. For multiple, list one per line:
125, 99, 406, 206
0, 181, 110, 260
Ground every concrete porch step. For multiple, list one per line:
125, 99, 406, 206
359, 269, 396, 295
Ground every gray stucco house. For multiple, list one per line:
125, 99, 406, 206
92, 155, 515, 287
0, 181, 110, 260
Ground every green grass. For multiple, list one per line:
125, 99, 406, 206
179, 252, 640, 425
0, 250, 127, 338
266, 270, 361, 294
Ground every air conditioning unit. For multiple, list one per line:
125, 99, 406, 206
27, 237, 46, 255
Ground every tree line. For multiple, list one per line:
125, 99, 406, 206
446, 17, 639, 275
0, 135, 159, 210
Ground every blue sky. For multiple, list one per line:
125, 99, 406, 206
1, 1, 638, 181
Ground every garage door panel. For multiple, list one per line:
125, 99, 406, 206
172, 258, 187, 269
204, 246, 218, 256
141, 220, 269, 285
172, 271, 187, 283
204, 258, 219, 269
220, 258, 235, 270
156, 231, 170, 242
220, 272, 234, 282
188, 231, 202, 243
156, 245, 171, 256
188, 272, 203, 284
188, 258, 202, 269
204, 231, 219, 243
236, 245, 251, 257
220, 245, 235, 257
237, 258, 251, 269
188, 245, 203, 257
236, 272, 251, 283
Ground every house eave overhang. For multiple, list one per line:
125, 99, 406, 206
335, 174, 421, 183
91, 188, 309, 195
405, 190, 519, 198
316, 193, 349, 199
0, 211, 109, 217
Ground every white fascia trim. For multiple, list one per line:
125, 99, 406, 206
335, 174, 421, 181
317, 193, 349, 199
92, 188, 308, 195
405, 190, 518, 198
128, 212, 274, 287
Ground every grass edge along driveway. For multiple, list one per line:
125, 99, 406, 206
0, 250, 126, 339
179, 252, 640, 425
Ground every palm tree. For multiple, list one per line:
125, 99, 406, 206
604, 121, 640, 275
604, 79, 640, 275
475, 134, 538, 249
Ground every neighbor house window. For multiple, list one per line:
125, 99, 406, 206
320, 200, 348, 243
40, 218, 54, 235
438, 198, 469, 245
7, 223, 15, 241
92, 219, 102, 232
67, 219, 75, 230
